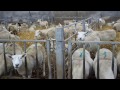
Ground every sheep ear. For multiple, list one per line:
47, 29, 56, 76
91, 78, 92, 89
6, 54, 13, 59
84, 32, 88, 36
21, 53, 27, 59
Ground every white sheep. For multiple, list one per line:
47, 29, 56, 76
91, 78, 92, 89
37, 19, 48, 29
28, 24, 36, 32
0, 43, 3, 54
113, 22, 120, 32
98, 18, 106, 30
107, 21, 115, 27
72, 48, 93, 79
0, 30, 12, 39
0, 43, 23, 77
0, 53, 13, 77
7, 23, 20, 35
0, 43, 22, 55
0, 24, 8, 32
34, 27, 56, 40
116, 19, 120, 23
0, 30, 20, 40
93, 29, 116, 41
93, 48, 117, 79
19, 23, 29, 32
5, 43, 23, 55
8, 43, 47, 78
76, 31, 100, 53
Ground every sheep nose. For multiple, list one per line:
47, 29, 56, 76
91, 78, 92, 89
80, 38, 82, 40
16, 64, 19, 67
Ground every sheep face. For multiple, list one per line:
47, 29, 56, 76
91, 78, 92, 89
99, 18, 102, 22
35, 30, 40, 37
77, 32, 88, 41
34, 30, 42, 39
10, 53, 26, 69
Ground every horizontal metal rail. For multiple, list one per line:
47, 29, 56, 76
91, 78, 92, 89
0, 39, 46, 43
64, 33, 77, 42
72, 41, 120, 44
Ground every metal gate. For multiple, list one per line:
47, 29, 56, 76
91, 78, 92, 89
55, 17, 118, 79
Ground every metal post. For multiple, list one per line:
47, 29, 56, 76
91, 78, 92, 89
55, 27, 65, 79
24, 42, 28, 78
83, 44, 85, 79
97, 44, 100, 79
53, 40, 56, 79
74, 23, 77, 41
3, 43, 7, 75
13, 42, 16, 55
112, 44, 115, 73
35, 42, 39, 78
88, 18, 92, 24
82, 20, 86, 32
46, 40, 52, 79
68, 40, 72, 79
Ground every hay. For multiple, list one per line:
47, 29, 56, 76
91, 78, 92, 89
17, 31, 35, 49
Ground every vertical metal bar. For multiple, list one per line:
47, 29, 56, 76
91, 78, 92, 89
83, 44, 85, 79
98, 19, 99, 30
13, 42, 16, 55
82, 20, 86, 32
112, 44, 115, 74
46, 40, 52, 79
88, 18, 91, 24
53, 40, 56, 79
97, 43, 100, 79
55, 27, 65, 79
35, 42, 39, 78
74, 23, 77, 41
68, 40, 72, 79
3, 42, 7, 75
13, 42, 17, 75
24, 42, 28, 78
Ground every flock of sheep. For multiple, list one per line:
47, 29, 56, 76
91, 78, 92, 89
0, 16, 120, 79
73, 18, 120, 79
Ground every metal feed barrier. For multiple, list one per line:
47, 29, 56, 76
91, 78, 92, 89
55, 28, 117, 79
0, 39, 53, 79
55, 17, 117, 79
0, 16, 101, 79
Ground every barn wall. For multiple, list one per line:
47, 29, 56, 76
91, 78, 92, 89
0, 11, 120, 20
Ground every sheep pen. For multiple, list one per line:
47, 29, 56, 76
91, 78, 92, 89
2, 22, 120, 79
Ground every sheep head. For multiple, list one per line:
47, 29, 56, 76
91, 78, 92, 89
8, 53, 27, 69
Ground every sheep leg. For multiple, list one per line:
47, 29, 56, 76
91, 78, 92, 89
43, 59, 46, 76
100, 26, 102, 30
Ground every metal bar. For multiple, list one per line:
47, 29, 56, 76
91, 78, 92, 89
112, 44, 115, 73
13, 42, 16, 55
55, 27, 65, 79
3, 42, 7, 75
46, 40, 52, 79
35, 42, 39, 78
68, 40, 72, 79
13, 42, 17, 75
97, 44, 100, 79
24, 42, 28, 78
0, 39, 46, 43
82, 20, 86, 32
71, 41, 120, 44
74, 22, 77, 41
64, 33, 77, 42
83, 44, 85, 79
